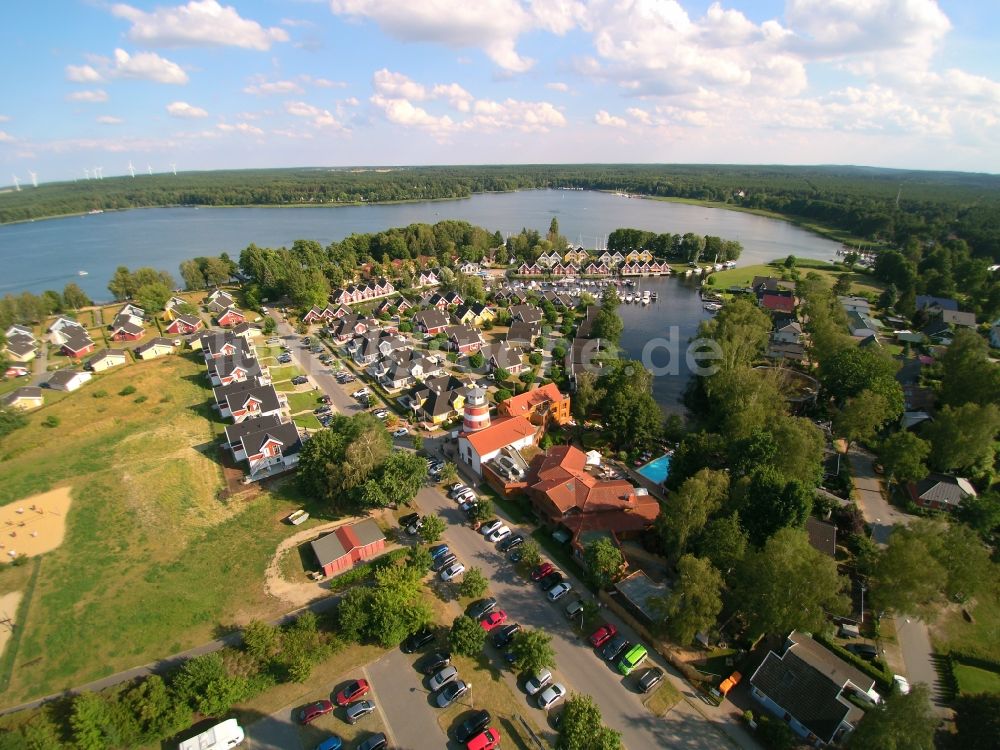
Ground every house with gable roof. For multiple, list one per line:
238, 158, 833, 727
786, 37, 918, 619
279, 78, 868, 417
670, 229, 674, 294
224, 414, 303, 481
907, 474, 976, 512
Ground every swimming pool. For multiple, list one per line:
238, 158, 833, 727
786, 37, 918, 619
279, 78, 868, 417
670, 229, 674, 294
638, 454, 671, 485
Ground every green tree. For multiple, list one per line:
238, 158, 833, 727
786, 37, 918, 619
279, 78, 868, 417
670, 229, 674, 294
954, 693, 1000, 750
15, 712, 65, 750
419, 514, 447, 543
737, 467, 813, 546
510, 629, 557, 675
819, 347, 904, 418
599, 360, 663, 450
468, 350, 485, 369
557, 693, 622, 750
242, 619, 280, 664
518, 539, 542, 569
135, 282, 172, 313
360, 451, 427, 509
923, 402, 1000, 472
698, 297, 772, 370
62, 282, 91, 309
571, 369, 604, 421
459, 566, 489, 598
937, 328, 1000, 408
337, 587, 374, 642
878, 432, 930, 484
298, 413, 392, 510
470, 497, 494, 524
437, 462, 458, 485
733, 528, 849, 636
833, 389, 891, 449
658, 555, 724, 645
583, 538, 624, 589
406, 544, 433, 571
69, 693, 112, 750
847, 684, 937, 750
957, 491, 1000, 542
108, 266, 135, 300
449, 615, 487, 657
694, 512, 748, 574
367, 563, 433, 648
179, 258, 206, 290
655, 468, 729, 557
262, 316, 277, 335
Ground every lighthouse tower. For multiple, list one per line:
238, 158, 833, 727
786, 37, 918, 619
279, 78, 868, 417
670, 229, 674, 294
463, 388, 491, 433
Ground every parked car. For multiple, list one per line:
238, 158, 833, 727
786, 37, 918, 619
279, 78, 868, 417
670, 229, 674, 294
525, 669, 553, 696
459, 499, 478, 514
314, 406, 331, 415
402, 627, 436, 653
467, 597, 497, 621
297, 700, 334, 724
435, 680, 470, 708
531, 562, 554, 581
291, 375, 309, 385
454, 710, 492, 743
398, 512, 420, 528
617, 644, 648, 676
392, 427, 408, 438
420, 651, 452, 675
454, 490, 477, 504
448, 484, 470, 498
405, 517, 425, 535
429, 544, 450, 560
316, 737, 343, 750
844, 642, 879, 662
335, 679, 370, 706
497, 534, 523, 552
638, 667, 664, 693
564, 599, 584, 618
433, 554, 458, 572
601, 635, 631, 662
486, 525, 511, 543
345, 700, 376, 725
893, 674, 911, 695
491, 623, 521, 649
509, 547, 525, 562
547, 582, 572, 601
351, 388, 369, 398
479, 610, 508, 631
445, 482, 465, 493
589, 623, 618, 648
440, 563, 466, 581
428, 666, 459, 691
465, 727, 500, 750
539, 572, 564, 591
537, 683, 567, 710
266, 337, 281, 344
480, 519, 503, 536
355, 733, 387, 750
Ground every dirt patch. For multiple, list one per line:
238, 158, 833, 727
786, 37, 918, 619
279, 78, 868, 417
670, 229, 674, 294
0, 487, 72, 559
263, 519, 358, 608
0, 591, 22, 660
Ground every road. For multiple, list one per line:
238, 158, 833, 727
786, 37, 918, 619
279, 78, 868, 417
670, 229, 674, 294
366, 650, 443, 750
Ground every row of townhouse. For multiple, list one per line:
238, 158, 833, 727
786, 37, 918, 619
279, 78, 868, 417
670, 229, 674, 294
329, 278, 396, 306
108, 303, 146, 342
3, 324, 38, 364
419, 290, 465, 310
198, 330, 302, 481
302, 303, 354, 325
47, 316, 96, 359
619, 261, 671, 276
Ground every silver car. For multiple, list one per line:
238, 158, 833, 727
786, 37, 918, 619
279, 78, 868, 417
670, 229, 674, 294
525, 669, 553, 696
345, 700, 376, 724
428, 665, 459, 691
434, 679, 470, 708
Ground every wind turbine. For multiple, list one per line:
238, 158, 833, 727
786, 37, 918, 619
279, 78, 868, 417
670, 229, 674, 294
28, 171, 37, 188
128, 160, 135, 178
170, 163, 177, 176
146, 164, 152, 176
11, 175, 20, 192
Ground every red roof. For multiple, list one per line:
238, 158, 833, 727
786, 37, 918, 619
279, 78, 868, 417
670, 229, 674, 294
462, 416, 536, 456
500, 382, 566, 417
527, 445, 648, 518
761, 294, 795, 313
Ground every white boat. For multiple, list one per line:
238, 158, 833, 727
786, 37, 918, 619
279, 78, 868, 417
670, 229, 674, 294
77, 270, 88, 276
684, 269, 692, 276
704, 302, 722, 312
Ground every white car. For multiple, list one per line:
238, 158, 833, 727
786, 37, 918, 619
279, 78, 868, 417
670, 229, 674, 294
480, 520, 503, 536
537, 683, 566, 710
428, 666, 459, 691
391, 427, 408, 438
487, 525, 512, 543
525, 669, 553, 696
439, 563, 466, 581
893, 675, 911, 695
455, 490, 476, 504
351, 388, 369, 398
547, 582, 572, 601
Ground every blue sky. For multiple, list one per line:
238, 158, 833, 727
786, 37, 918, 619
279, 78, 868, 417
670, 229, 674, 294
1, 0, 998, 184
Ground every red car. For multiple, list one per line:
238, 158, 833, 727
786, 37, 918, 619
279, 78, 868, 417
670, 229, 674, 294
466, 727, 501, 750
589, 623, 618, 648
530, 562, 554, 581
335, 679, 371, 707
479, 610, 508, 631
296, 699, 334, 724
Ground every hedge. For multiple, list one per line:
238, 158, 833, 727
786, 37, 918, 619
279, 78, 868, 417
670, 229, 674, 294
814, 634, 893, 691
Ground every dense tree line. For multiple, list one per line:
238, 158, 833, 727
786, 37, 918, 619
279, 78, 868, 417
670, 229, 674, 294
606, 228, 742, 263
0, 282, 92, 329
4, 165, 998, 263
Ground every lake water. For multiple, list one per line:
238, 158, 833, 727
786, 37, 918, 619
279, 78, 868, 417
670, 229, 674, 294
0, 188, 843, 414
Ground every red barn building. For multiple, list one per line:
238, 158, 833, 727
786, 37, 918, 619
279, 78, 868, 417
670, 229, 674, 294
310, 519, 387, 577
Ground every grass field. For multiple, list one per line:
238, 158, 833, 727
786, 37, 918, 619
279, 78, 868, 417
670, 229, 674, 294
293, 413, 323, 430
706, 260, 885, 297
286, 391, 322, 414
933, 593, 1000, 663
268, 364, 303, 382
952, 661, 1000, 695
643, 676, 683, 716
0, 356, 321, 704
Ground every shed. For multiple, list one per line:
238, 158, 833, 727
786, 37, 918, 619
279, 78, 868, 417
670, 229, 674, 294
310, 518, 386, 577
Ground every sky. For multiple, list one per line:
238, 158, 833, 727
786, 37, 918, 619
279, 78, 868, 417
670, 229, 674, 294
1, 0, 998, 184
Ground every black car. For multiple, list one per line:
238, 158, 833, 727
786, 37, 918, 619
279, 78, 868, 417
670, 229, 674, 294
509, 547, 525, 562
455, 710, 493, 744
355, 733, 387, 750
399, 512, 420, 528
402, 627, 436, 653
497, 534, 524, 552
845, 642, 879, 662
601, 634, 630, 662
491, 623, 521, 649
433, 554, 458, 572
638, 667, 664, 693
419, 651, 452, 675
539, 572, 564, 591
467, 597, 497, 621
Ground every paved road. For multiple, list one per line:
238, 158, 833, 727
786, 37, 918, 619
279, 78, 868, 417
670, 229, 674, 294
847, 450, 910, 545
366, 650, 444, 750
895, 617, 950, 716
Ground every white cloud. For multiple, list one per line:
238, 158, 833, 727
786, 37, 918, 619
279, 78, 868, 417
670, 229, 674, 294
96, 115, 123, 124
342, 97, 360, 106
244, 79, 304, 96
167, 101, 208, 118
110, 48, 188, 84
369, 95, 456, 138
66, 64, 103, 83
284, 101, 346, 131
0, 131, 14, 143
0, 115, 9, 122
626, 107, 651, 125
431, 82, 474, 112
594, 110, 626, 128
373, 69, 428, 100
545, 81, 569, 92
112, 0, 288, 50
67, 89, 109, 103
302, 76, 346, 89
217, 122, 264, 135
466, 98, 566, 133
330, 0, 583, 72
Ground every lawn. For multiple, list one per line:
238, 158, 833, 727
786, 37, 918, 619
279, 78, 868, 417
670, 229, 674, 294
268, 364, 303, 382
0, 356, 320, 705
952, 660, 1000, 696
933, 593, 1000, 663
643, 676, 683, 716
294, 413, 323, 430
286, 390, 322, 414
706, 260, 885, 296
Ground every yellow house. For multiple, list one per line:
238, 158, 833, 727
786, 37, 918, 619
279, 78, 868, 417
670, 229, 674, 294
134, 337, 176, 361
564, 248, 589, 264
455, 304, 495, 328
2, 386, 44, 411
85, 349, 128, 372
625, 249, 653, 263
4, 340, 36, 363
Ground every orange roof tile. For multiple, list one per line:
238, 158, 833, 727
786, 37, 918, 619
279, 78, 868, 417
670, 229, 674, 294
462, 416, 536, 456
500, 382, 566, 417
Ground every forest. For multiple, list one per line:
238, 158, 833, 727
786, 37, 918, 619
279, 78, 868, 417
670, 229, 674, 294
2, 164, 999, 261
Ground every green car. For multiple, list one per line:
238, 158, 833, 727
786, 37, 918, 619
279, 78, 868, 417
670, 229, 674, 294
617, 644, 648, 676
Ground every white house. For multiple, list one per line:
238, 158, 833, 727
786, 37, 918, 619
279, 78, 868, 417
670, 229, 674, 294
456, 389, 537, 476
45, 369, 93, 392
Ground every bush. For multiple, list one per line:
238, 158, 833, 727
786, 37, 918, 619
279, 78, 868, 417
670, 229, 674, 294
134, 396, 148, 404
118, 385, 136, 396
449, 615, 487, 657
91, 390, 108, 399
41, 415, 60, 428
528, 352, 543, 366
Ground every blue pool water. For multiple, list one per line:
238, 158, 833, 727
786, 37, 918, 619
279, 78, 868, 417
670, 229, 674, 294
638, 455, 672, 485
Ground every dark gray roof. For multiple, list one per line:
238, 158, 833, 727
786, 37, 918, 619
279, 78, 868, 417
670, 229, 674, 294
310, 518, 385, 567
4, 338, 36, 356
2, 386, 42, 407
751, 650, 850, 743
62, 331, 94, 351
207, 355, 262, 379
805, 517, 837, 558
506, 320, 540, 344
135, 337, 174, 354
45, 369, 87, 388
486, 342, 521, 370
229, 417, 301, 457
913, 474, 974, 506
224, 414, 282, 445
84, 349, 127, 368
508, 304, 543, 324
219, 383, 282, 414
446, 325, 483, 347
915, 295, 958, 311
413, 309, 449, 330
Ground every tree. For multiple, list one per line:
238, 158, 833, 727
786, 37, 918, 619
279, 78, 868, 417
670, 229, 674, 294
518, 539, 542, 569
733, 528, 849, 636
878, 431, 930, 484
599, 360, 663, 450
439, 462, 458, 485
847, 684, 937, 750
832, 274, 853, 296
583, 538, 624, 589
658, 555, 724, 644
937, 328, 1000, 408
449, 615, 487, 657
470, 497, 494, 524
557, 694, 622, 750
135, 282, 172, 313
698, 297, 772, 370
923, 402, 1000, 472
419, 515, 447, 543
108, 266, 135, 300
367, 564, 433, 648
737, 467, 813, 546
458, 567, 489, 598
179, 258, 206, 290
70, 693, 112, 750
298, 413, 392, 510
571, 369, 604, 421
262, 316, 277, 335
694, 512, 748, 574
954, 693, 1000, 750
468, 351, 485, 369
655, 468, 728, 557
360, 451, 427, 509
242, 619, 280, 664
510, 629, 556, 675
0, 407, 27, 439
406, 544, 433, 571
337, 587, 374, 642
593, 306, 623, 343
833, 389, 891, 449
819, 347, 904, 418
957, 491, 1000, 542
62, 282, 91, 309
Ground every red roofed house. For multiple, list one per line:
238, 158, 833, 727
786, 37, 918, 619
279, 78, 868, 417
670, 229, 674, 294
164, 314, 203, 335
497, 383, 572, 429
310, 518, 387, 577
457, 389, 537, 476
525, 445, 660, 550
216, 307, 247, 328
761, 293, 796, 315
